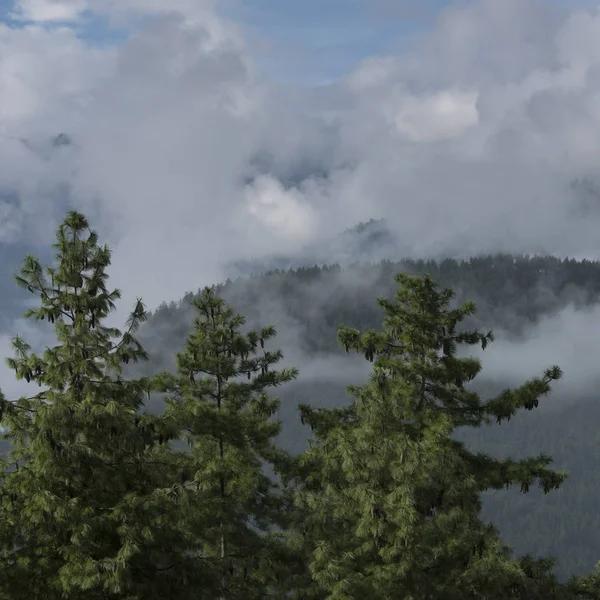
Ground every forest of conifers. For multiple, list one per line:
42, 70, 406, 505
1, 211, 599, 599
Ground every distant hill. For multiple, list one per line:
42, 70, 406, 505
139, 254, 600, 581
225, 218, 404, 277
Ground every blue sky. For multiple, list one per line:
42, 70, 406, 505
225, 0, 600, 75
220, 0, 432, 83
210, 0, 600, 83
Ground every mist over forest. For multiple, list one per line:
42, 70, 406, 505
128, 246, 600, 582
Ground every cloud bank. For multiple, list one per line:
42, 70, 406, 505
2, 0, 600, 317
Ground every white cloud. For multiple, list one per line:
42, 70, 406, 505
11, 0, 88, 22
345, 56, 397, 91
0, 23, 111, 130
390, 87, 479, 142
471, 303, 600, 403
0, 22, 113, 245
4, 0, 600, 317
242, 175, 317, 249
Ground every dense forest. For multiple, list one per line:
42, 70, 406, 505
142, 254, 600, 583
1, 212, 600, 598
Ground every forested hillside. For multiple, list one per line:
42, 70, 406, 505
139, 254, 600, 581
2, 213, 600, 597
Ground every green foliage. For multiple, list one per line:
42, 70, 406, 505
173, 256, 598, 580
117, 254, 600, 583
569, 561, 600, 599
0, 211, 214, 599
0, 214, 598, 598
295, 273, 571, 599
152, 287, 300, 599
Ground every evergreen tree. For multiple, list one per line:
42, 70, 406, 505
0, 211, 216, 599
296, 273, 572, 599
153, 287, 299, 599
569, 561, 600, 599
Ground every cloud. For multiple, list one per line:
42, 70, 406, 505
4, 0, 600, 322
11, 0, 89, 23
0, 22, 113, 249
0, 23, 110, 131
390, 87, 479, 141
241, 175, 317, 249
470, 303, 600, 406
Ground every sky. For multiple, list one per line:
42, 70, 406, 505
1, 0, 600, 356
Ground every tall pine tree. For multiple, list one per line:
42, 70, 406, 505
296, 273, 573, 599
0, 211, 217, 599
153, 287, 299, 599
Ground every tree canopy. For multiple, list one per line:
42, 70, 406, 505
0, 212, 598, 598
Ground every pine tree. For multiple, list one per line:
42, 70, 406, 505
0, 211, 217, 599
569, 561, 600, 599
296, 273, 573, 599
152, 287, 299, 599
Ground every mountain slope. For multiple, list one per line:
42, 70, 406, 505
137, 254, 600, 581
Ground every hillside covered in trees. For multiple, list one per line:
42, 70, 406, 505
142, 254, 600, 582
1, 212, 600, 598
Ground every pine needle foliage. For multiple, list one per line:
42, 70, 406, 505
568, 561, 600, 599
153, 287, 299, 599
0, 211, 215, 599
1, 217, 597, 599
296, 273, 572, 600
